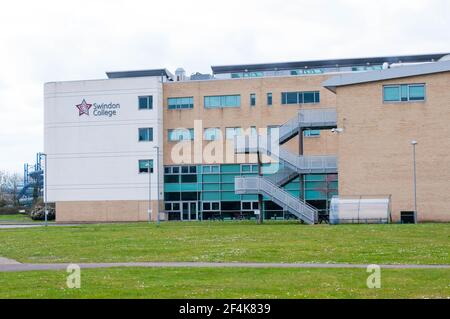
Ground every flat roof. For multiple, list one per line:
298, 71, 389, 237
323, 60, 450, 92
211, 53, 448, 74
106, 68, 174, 80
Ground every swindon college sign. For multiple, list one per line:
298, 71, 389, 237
76, 99, 120, 118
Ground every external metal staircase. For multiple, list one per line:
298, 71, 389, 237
235, 176, 318, 224
234, 108, 338, 224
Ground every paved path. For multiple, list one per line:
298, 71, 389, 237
0, 259, 449, 272
0, 223, 78, 229
0, 257, 21, 265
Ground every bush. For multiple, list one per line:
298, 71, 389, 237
30, 202, 55, 221
0, 207, 26, 215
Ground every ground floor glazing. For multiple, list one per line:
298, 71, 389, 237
164, 164, 338, 221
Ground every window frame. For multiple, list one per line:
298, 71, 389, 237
167, 96, 194, 110
202, 201, 220, 211
204, 127, 221, 141
383, 83, 426, 103
204, 95, 241, 109
250, 93, 256, 107
304, 129, 321, 137
138, 159, 154, 174
225, 127, 242, 140
267, 92, 273, 106
138, 96, 153, 110
168, 128, 194, 142
281, 91, 320, 105
138, 127, 153, 142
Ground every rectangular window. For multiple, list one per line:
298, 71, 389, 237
138, 96, 153, 110
267, 125, 279, 136
138, 128, 153, 141
203, 201, 220, 211
250, 93, 256, 106
164, 175, 179, 183
181, 174, 197, 183
281, 91, 320, 105
168, 128, 194, 141
204, 95, 241, 108
267, 92, 272, 105
304, 129, 321, 137
409, 85, 426, 101
303, 92, 315, 103
168, 97, 194, 110
225, 127, 242, 140
204, 128, 221, 141
202, 165, 220, 173
241, 201, 258, 211
383, 84, 425, 102
139, 159, 153, 173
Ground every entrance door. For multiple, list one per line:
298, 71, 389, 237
189, 202, 198, 221
181, 202, 198, 221
182, 202, 189, 221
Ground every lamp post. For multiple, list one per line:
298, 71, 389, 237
147, 161, 152, 223
153, 146, 160, 226
39, 153, 48, 227
411, 140, 418, 223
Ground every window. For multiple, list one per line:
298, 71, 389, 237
204, 128, 221, 141
250, 126, 257, 136
281, 91, 320, 104
168, 97, 194, 109
202, 165, 220, 173
203, 201, 220, 211
168, 128, 194, 141
139, 159, 153, 173
138, 128, 153, 141
250, 93, 256, 106
138, 96, 153, 110
231, 72, 263, 78
383, 84, 425, 102
241, 164, 258, 173
180, 165, 196, 174
241, 201, 259, 211
267, 92, 272, 105
181, 174, 197, 183
164, 175, 179, 183
409, 85, 426, 101
204, 95, 241, 108
225, 127, 242, 140
267, 125, 279, 136
304, 130, 320, 137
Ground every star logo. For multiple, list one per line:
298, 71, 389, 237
76, 99, 92, 116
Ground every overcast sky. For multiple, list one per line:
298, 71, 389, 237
0, 0, 449, 173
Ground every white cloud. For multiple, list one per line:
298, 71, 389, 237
0, 0, 449, 172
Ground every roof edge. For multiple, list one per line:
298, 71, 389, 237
323, 60, 450, 92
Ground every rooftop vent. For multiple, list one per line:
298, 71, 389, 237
190, 72, 212, 81
175, 67, 186, 81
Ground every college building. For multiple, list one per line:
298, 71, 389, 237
44, 53, 450, 223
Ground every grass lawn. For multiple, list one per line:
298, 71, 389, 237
0, 267, 448, 298
0, 214, 35, 222
0, 222, 448, 264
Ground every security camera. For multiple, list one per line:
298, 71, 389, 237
331, 128, 344, 133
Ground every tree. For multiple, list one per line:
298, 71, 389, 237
0, 171, 23, 207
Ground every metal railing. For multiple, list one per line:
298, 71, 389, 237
235, 135, 338, 174
279, 108, 337, 143
265, 165, 299, 186
235, 176, 317, 224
